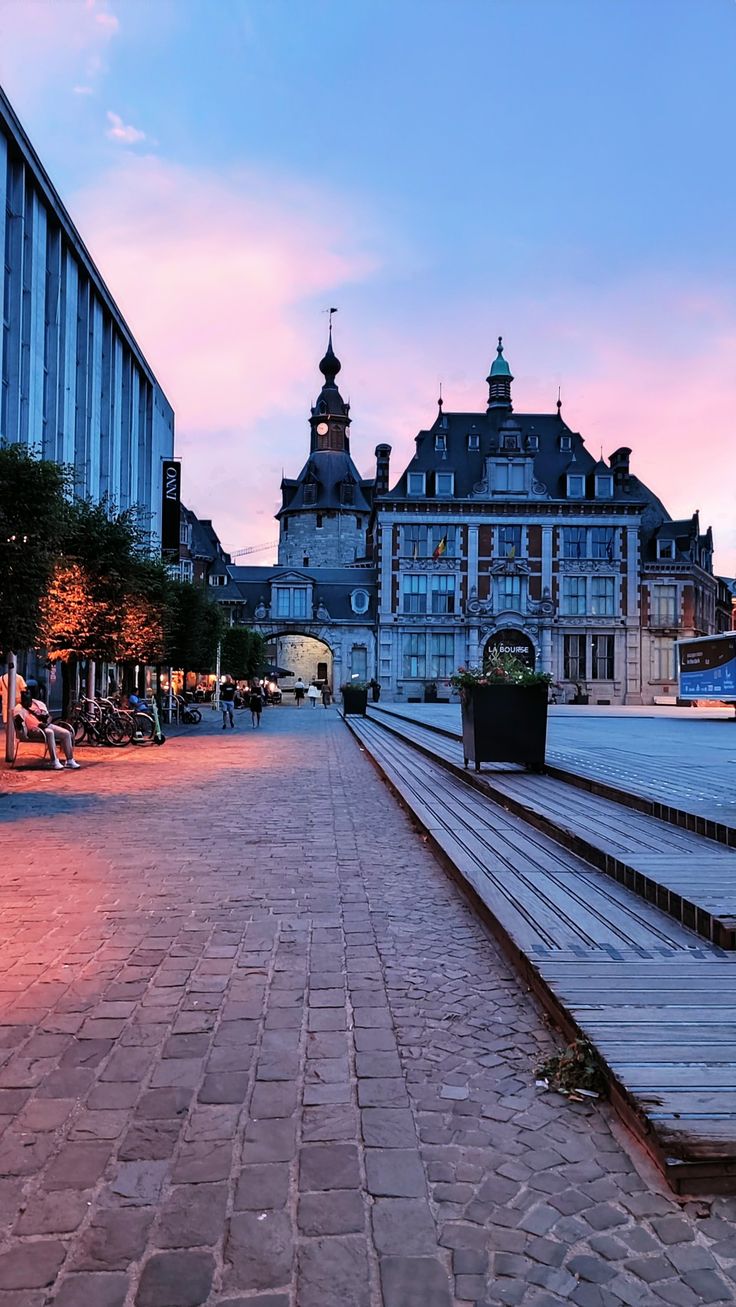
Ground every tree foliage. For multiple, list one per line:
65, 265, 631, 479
221, 625, 267, 681
164, 581, 224, 672
0, 443, 69, 654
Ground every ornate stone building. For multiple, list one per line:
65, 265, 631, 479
214, 333, 718, 704
371, 339, 718, 703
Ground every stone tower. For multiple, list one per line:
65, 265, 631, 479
277, 329, 373, 567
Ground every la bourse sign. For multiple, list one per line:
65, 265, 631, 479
484, 628, 536, 669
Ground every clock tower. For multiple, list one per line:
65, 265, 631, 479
277, 328, 374, 567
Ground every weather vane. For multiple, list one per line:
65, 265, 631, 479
323, 306, 338, 330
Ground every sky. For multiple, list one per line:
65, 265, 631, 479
1, 0, 735, 572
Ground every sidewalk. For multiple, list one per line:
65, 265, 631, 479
0, 707, 734, 1306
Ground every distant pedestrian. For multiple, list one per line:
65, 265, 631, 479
220, 676, 236, 729
307, 682, 320, 708
249, 684, 264, 728
293, 678, 306, 707
321, 685, 332, 708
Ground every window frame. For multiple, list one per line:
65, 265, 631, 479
563, 633, 587, 681
561, 575, 587, 616
591, 633, 615, 680
566, 474, 585, 499
401, 574, 428, 615
651, 583, 678, 626
595, 474, 614, 499
429, 633, 454, 678
407, 471, 426, 497
430, 573, 456, 615
590, 575, 616, 617
494, 573, 523, 612
350, 588, 370, 615
402, 632, 427, 679
434, 471, 454, 497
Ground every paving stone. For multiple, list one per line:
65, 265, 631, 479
299, 1143, 360, 1191
52, 1273, 129, 1307
108, 1160, 169, 1206
244, 1118, 297, 1163
297, 1236, 370, 1307
73, 1207, 153, 1270
567, 1254, 616, 1284
301, 1104, 357, 1142
234, 1163, 290, 1210
119, 1119, 182, 1160
135, 1251, 214, 1306
0, 1240, 66, 1289
198, 1072, 248, 1104
172, 1140, 232, 1182
372, 1198, 438, 1253
14, 1189, 89, 1236
157, 1183, 228, 1247
380, 1255, 453, 1307
365, 1148, 426, 1197
250, 1084, 298, 1120
224, 1211, 294, 1292
44, 1142, 111, 1190
298, 1190, 365, 1234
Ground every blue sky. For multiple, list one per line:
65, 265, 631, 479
1, 0, 735, 568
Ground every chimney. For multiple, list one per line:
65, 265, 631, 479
609, 447, 631, 489
375, 444, 392, 496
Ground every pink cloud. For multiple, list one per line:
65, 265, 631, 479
106, 110, 145, 143
69, 155, 384, 551
0, 0, 118, 99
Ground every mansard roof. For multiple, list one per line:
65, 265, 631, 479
388, 405, 668, 514
279, 451, 374, 516
220, 564, 377, 622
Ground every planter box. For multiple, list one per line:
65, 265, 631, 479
342, 686, 368, 716
461, 684, 548, 771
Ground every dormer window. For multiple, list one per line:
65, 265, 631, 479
595, 475, 614, 498
340, 482, 355, 506
657, 539, 675, 560
319, 401, 327, 414
503, 434, 518, 451
567, 474, 585, 498
526, 434, 539, 451
435, 471, 454, 497
304, 483, 317, 505
435, 433, 447, 452
408, 472, 426, 496
560, 434, 572, 452
467, 430, 479, 451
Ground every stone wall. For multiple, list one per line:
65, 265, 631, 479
279, 510, 367, 568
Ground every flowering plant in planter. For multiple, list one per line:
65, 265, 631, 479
450, 652, 551, 701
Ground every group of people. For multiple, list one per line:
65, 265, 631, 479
293, 678, 332, 708
220, 676, 266, 730
0, 669, 80, 771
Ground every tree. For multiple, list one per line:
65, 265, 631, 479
221, 625, 267, 681
0, 443, 68, 655
164, 582, 224, 675
40, 498, 152, 663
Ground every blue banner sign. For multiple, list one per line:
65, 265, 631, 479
677, 634, 736, 700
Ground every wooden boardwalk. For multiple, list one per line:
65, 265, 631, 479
376, 702, 736, 847
347, 711, 736, 1192
370, 705, 736, 946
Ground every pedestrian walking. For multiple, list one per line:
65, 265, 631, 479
15, 690, 80, 770
249, 684, 264, 728
293, 677, 306, 707
307, 682, 320, 708
220, 676, 236, 730
321, 684, 332, 708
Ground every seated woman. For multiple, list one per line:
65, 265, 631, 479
14, 690, 80, 771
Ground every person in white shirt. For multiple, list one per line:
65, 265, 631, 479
14, 691, 80, 771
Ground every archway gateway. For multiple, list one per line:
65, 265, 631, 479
483, 628, 536, 669
266, 633, 334, 696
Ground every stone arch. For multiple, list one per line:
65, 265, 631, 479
266, 630, 335, 695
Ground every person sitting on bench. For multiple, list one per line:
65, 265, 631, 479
14, 690, 80, 771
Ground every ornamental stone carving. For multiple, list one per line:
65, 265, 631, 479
316, 600, 331, 621
558, 559, 619, 573
488, 558, 531, 576
255, 597, 268, 620
398, 557, 457, 572
526, 586, 555, 617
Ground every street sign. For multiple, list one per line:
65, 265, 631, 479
677, 633, 736, 701
484, 628, 536, 669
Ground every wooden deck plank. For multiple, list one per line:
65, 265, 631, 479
348, 711, 736, 1190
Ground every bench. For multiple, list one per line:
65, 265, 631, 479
10, 713, 51, 767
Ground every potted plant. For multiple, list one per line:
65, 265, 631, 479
451, 652, 551, 771
341, 680, 369, 716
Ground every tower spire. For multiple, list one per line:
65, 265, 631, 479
487, 335, 513, 411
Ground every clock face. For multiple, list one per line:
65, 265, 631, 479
316, 422, 329, 435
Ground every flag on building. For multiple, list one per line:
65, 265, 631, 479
432, 534, 447, 560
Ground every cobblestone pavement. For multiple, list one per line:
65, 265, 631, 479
0, 706, 735, 1307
